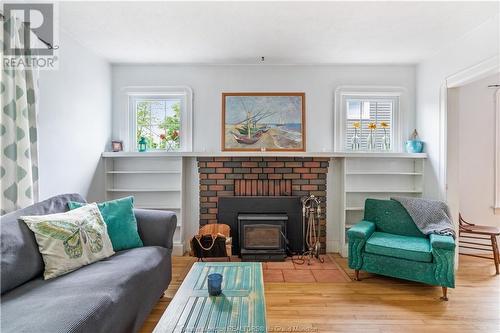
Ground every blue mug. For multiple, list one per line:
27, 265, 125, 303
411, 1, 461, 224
406, 140, 424, 153
207, 273, 223, 296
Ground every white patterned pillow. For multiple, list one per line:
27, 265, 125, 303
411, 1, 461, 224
22, 203, 115, 279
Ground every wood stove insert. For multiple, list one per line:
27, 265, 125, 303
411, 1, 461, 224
238, 214, 287, 261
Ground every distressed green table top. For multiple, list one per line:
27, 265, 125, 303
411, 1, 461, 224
153, 262, 267, 333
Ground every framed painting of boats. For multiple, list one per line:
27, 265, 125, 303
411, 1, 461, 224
222, 92, 306, 151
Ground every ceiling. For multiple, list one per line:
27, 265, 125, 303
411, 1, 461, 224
60, 1, 499, 64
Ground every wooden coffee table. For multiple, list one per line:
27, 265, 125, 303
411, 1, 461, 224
153, 262, 267, 333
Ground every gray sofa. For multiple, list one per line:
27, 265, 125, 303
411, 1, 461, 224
0, 193, 177, 333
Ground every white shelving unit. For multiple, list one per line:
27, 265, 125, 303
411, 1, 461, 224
103, 156, 185, 255
340, 156, 426, 257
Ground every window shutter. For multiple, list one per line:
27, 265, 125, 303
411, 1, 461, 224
344, 97, 396, 150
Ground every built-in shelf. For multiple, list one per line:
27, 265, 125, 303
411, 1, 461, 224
345, 207, 364, 211
135, 206, 181, 210
346, 172, 423, 175
345, 189, 422, 193
103, 155, 186, 256
106, 170, 181, 174
340, 156, 426, 258
107, 188, 181, 192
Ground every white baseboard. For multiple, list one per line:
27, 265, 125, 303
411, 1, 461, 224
172, 242, 185, 256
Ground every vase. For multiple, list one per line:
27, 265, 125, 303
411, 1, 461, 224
406, 140, 424, 153
350, 132, 360, 150
381, 132, 390, 150
366, 131, 376, 150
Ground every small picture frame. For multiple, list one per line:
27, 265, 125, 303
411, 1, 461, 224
111, 140, 123, 152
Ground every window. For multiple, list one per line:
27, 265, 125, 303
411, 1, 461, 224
344, 97, 397, 150
126, 87, 192, 152
334, 87, 404, 152
132, 96, 181, 150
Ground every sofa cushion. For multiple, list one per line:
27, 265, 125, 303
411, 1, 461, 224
1, 246, 172, 333
0, 193, 86, 294
365, 231, 432, 263
22, 203, 115, 279
68, 196, 143, 251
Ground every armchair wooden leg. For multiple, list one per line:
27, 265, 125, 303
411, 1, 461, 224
354, 270, 360, 281
440, 287, 448, 301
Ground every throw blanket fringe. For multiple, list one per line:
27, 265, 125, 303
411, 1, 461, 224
391, 197, 456, 239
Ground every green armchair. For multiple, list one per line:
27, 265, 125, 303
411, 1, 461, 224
348, 198, 455, 300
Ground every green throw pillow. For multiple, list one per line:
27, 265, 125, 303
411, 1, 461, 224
68, 196, 143, 251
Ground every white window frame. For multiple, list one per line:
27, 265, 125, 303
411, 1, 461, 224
120, 86, 193, 152
334, 86, 407, 152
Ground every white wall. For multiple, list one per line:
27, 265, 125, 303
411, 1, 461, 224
38, 30, 111, 202
111, 64, 416, 152
453, 74, 499, 227
417, 14, 500, 201
112, 64, 416, 253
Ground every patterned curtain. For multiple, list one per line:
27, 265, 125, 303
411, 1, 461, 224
1, 18, 39, 215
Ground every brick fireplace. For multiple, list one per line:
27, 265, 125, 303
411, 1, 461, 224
197, 157, 330, 253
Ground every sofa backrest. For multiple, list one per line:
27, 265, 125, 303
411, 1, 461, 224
0, 193, 86, 294
364, 198, 425, 238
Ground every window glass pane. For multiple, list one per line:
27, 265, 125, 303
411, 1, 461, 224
346, 100, 361, 119
135, 97, 181, 150
345, 97, 394, 151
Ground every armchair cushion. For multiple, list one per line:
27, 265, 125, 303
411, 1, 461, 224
364, 199, 424, 237
365, 232, 432, 263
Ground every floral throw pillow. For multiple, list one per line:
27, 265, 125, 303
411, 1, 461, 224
22, 203, 115, 279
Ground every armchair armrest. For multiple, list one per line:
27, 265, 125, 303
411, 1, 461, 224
430, 234, 455, 288
134, 209, 177, 249
430, 234, 455, 251
347, 221, 375, 270
347, 220, 376, 239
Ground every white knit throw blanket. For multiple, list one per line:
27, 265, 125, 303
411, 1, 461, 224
391, 197, 456, 239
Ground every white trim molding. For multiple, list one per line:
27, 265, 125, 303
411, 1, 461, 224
119, 86, 193, 152
495, 89, 500, 214
334, 86, 409, 152
447, 55, 499, 88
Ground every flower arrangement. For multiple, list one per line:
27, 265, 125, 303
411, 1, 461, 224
380, 122, 390, 150
351, 122, 361, 150
159, 130, 180, 151
367, 122, 377, 150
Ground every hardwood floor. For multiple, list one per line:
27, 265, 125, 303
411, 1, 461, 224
140, 255, 500, 333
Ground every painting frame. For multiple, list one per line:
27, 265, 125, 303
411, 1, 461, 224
221, 92, 306, 152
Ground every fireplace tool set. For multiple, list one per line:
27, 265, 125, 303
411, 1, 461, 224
300, 195, 324, 265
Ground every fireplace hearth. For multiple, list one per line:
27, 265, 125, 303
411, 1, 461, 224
238, 214, 287, 261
